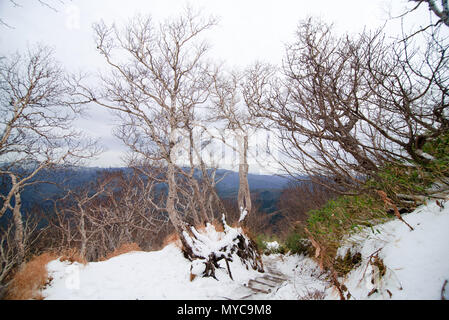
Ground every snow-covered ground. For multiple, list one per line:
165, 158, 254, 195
41, 199, 449, 300
267, 199, 449, 300
330, 199, 449, 300
43, 243, 262, 300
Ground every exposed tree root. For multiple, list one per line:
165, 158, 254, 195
181, 215, 264, 281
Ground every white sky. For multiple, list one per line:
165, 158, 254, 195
0, 0, 431, 173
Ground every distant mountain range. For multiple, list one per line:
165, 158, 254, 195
213, 169, 291, 198
0, 166, 293, 226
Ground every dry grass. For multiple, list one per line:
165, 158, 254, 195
103, 242, 142, 260
5, 252, 57, 300
58, 248, 87, 265
195, 220, 225, 234
209, 220, 224, 233
161, 232, 182, 249
298, 288, 326, 300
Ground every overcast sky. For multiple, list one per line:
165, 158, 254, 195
0, 0, 431, 173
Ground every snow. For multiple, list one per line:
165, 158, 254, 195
415, 150, 436, 161
262, 254, 330, 300
42, 227, 261, 300
41, 199, 449, 300
330, 200, 449, 300
264, 241, 280, 251
238, 207, 248, 223
266, 199, 449, 300
182, 219, 244, 261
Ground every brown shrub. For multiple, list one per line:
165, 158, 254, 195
277, 181, 337, 236
161, 232, 182, 249
194, 220, 225, 234
104, 243, 142, 260
58, 248, 87, 265
5, 252, 57, 300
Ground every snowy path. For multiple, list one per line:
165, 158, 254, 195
225, 255, 290, 300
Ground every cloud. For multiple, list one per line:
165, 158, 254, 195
65, 4, 81, 30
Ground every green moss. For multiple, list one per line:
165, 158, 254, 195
306, 194, 387, 258
284, 232, 314, 257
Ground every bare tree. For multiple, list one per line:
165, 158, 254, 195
209, 71, 254, 221
81, 9, 216, 238
0, 45, 100, 266
244, 20, 377, 193
397, 1, 449, 36
416, 0, 449, 27
50, 169, 169, 261
245, 18, 448, 196
79, 9, 263, 277
208, 66, 277, 223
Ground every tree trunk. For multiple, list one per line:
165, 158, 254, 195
12, 190, 25, 265
190, 177, 208, 225
78, 206, 87, 259
237, 134, 251, 216
166, 161, 185, 234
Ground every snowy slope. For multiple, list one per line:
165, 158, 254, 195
42, 199, 449, 300
267, 199, 449, 300
331, 200, 449, 300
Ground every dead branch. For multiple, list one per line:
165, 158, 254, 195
377, 190, 414, 231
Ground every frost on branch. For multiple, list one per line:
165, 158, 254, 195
181, 215, 264, 280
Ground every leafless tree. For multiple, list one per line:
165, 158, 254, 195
78, 9, 264, 277
416, 0, 449, 27
209, 71, 254, 221
49, 169, 170, 261
0, 45, 100, 266
80, 9, 216, 237
205, 65, 279, 225
355, 28, 448, 165
395, 0, 449, 40
245, 18, 448, 196
0, 214, 41, 287
244, 20, 376, 193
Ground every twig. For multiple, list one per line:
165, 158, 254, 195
442, 280, 448, 300
377, 190, 414, 231
357, 247, 383, 287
